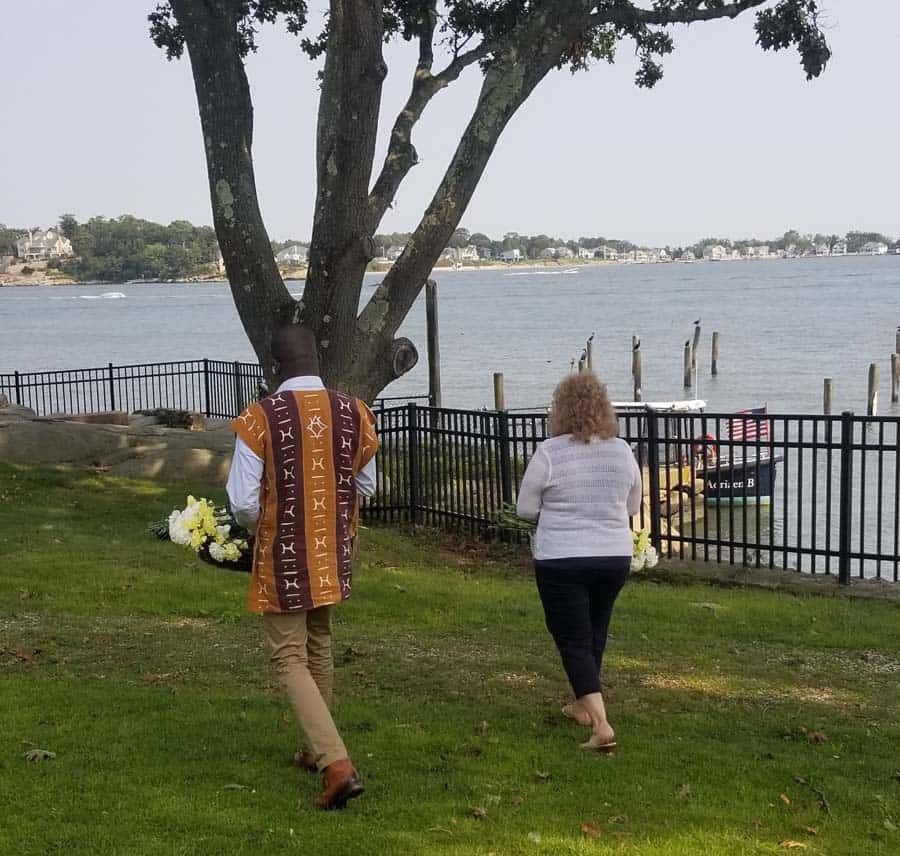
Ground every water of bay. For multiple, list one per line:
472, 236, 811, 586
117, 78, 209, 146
3, 255, 899, 415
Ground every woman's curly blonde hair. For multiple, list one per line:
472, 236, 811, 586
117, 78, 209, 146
549, 371, 619, 443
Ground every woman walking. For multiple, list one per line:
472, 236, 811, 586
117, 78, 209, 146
517, 372, 642, 752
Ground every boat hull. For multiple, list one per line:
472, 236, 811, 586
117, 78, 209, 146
701, 456, 780, 505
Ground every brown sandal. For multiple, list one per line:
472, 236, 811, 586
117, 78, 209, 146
580, 736, 618, 755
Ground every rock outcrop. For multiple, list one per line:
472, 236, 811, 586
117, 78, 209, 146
0, 406, 234, 485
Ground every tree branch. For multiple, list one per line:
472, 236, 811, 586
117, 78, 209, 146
593, 0, 767, 28
357, 6, 599, 393
417, 1, 437, 71
367, 39, 496, 231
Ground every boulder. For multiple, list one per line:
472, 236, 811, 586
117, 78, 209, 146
47, 411, 129, 426
0, 417, 234, 485
0, 418, 127, 464
133, 408, 207, 431
0, 404, 37, 420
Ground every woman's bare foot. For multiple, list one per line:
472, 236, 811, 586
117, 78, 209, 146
561, 702, 592, 727
577, 692, 617, 750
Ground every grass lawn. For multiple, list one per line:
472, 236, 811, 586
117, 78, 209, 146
1, 463, 899, 855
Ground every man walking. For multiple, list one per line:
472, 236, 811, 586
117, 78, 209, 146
226, 325, 378, 810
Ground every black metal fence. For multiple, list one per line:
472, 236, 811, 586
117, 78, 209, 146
3, 361, 898, 583
0, 359, 427, 418
364, 404, 900, 584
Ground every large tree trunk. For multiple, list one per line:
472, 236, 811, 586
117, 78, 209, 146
171, 0, 292, 377
301, 0, 388, 392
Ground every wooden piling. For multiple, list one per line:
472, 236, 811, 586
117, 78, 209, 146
493, 372, 506, 411
711, 331, 720, 376
633, 344, 643, 402
425, 280, 442, 409
631, 335, 639, 378
823, 378, 833, 415
892, 354, 900, 403
691, 323, 701, 372
896, 328, 900, 355
867, 363, 879, 416
683, 341, 692, 388
586, 339, 594, 372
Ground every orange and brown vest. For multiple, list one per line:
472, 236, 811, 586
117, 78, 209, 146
232, 388, 378, 614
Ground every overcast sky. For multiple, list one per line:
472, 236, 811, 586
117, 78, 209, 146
3, 1, 899, 245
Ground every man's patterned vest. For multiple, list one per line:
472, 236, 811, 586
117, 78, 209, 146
232, 388, 378, 613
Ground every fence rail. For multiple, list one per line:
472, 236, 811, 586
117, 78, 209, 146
3, 361, 898, 583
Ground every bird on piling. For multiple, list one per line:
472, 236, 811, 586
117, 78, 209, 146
633, 338, 641, 351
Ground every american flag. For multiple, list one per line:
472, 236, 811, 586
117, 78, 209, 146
728, 406, 769, 442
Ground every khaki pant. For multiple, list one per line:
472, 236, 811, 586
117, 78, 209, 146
263, 607, 347, 771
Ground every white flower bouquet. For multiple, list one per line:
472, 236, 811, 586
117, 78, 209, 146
632, 528, 659, 572
150, 495, 252, 571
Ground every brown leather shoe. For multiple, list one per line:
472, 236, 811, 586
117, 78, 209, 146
315, 759, 364, 810
292, 750, 317, 773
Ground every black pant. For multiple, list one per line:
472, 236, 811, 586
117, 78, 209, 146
534, 557, 630, 699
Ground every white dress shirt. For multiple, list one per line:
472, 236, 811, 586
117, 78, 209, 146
226, 376, 377, 531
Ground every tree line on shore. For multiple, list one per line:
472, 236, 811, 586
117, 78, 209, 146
380, 227, 898, 259
1, 216, 896, 283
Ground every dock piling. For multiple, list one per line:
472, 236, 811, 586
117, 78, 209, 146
823, 378, 833, 415
867, 363, 879, 416
633, 341, 643, 402
691, 323, 701, 373
493, 372, 506, 412
425, 280, 442, 409
683, 341, 692, 388
711, 331, 720, 376
892, 354, 899, 404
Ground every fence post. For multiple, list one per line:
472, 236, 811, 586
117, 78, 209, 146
646, 410, 663, 552
233, 360, 244, 415
203, 358, 211, 417
837, 410, 854, 586
14, 371, 22, 406
407, 402, 420, 524
108, 362, 116, 411
497, 410, 514, 508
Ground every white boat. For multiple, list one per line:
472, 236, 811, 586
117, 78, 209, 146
78, 291, 126, 300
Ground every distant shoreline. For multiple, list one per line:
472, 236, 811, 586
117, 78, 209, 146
0, 251, 892, 288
